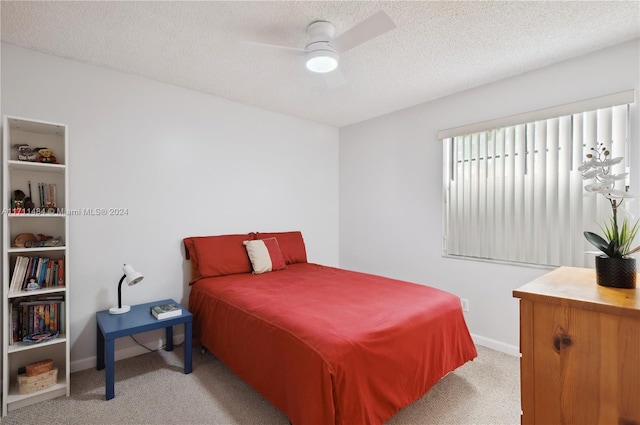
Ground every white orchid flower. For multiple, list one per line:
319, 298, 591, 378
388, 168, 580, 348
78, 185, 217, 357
602, 189, 635, 199
598, 173, 628, 184
584, 183, 609, 193
578, 162, 594, 172
598, 156, 624, 166
581, 169, 600, 179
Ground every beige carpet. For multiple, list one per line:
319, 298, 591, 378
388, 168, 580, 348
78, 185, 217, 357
0, 345, 520, 424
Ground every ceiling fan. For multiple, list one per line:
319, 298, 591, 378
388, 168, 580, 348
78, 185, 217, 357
246, 10, 396, 88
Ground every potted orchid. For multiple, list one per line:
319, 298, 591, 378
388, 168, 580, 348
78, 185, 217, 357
580, 142, 639, 288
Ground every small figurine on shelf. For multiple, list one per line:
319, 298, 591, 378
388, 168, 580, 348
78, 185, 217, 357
34, 147, 58, 164
26, 277, 39, 291
13, 144, 38, 162
11, 190, 26, 214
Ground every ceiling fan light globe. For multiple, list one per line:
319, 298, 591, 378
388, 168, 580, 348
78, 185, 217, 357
305, 50, 338, 73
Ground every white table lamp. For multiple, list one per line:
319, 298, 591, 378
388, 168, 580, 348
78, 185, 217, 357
109, 264, 144, 314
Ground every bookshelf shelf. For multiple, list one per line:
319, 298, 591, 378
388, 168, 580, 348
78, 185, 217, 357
7, 160, 66, 173
7, 377, 67, 408
2, 115, 70, 416
7, 287, 66, 299
8, 246, 66, 254
7, 334, 67, 354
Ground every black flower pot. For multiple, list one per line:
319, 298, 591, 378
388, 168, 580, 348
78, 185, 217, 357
595, 256, 637, 289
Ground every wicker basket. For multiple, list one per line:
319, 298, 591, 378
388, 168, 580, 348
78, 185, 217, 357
18, 368, 58, 394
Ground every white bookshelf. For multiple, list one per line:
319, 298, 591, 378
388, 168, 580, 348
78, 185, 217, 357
2, 116, 70, 415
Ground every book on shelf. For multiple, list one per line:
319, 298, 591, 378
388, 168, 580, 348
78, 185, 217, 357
57, 258, 64, 286
150, 302, 182, 320
9, 256, 26, 292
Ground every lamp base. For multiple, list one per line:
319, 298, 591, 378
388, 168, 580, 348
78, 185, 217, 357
108, 305, 131, 315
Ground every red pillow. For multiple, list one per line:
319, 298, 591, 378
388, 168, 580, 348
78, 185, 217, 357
254, 231, 307, 265
183, 233, 254, 283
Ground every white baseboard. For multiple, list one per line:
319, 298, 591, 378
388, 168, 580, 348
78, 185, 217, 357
471, 333, 520, 357
71, 332, 186, 373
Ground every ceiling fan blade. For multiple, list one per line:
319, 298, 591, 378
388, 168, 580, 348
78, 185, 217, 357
323, 68, 347, 89
331, 10, 396, 53
242, 40, 305, 56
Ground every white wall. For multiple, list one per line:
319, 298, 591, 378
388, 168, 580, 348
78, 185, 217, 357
1, 43, 340, 371
339, 39, 640, 354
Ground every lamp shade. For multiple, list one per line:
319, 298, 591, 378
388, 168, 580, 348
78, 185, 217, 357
123, 264, 144, 286
305, 49, 338, 73
109, 264, 144, 314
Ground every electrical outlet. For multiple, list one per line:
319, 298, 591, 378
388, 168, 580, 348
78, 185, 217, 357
460, 298, 469, 312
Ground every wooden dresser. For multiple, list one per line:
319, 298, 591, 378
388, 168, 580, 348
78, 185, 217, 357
513, 267, 639, 425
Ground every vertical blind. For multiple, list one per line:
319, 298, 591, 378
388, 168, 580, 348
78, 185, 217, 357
442, 101, 631, 268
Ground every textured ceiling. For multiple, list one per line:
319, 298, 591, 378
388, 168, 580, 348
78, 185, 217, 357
1, 1, 639, 128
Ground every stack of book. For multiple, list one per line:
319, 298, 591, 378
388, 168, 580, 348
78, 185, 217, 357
150, 302, 182, 319
38, 182, 57, 209
9, 256, 65, 292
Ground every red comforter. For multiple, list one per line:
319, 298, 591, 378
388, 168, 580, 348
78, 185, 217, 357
189, 263, 477, 425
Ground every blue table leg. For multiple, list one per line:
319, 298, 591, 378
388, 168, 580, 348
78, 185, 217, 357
184, 321, 192, 374
165, 326, 174, 351
105, 338, 115, 400
96, 323, 105, 370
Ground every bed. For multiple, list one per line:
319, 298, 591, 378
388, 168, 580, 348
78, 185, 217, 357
185, 231, 477, 425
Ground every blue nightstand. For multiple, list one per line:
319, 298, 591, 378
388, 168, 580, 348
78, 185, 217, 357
96, 299, 193, 400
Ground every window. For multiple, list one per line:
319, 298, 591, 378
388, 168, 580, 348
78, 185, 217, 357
441, 91, 634, 267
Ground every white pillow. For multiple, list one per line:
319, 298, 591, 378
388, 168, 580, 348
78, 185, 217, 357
243, 238, 287, 274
